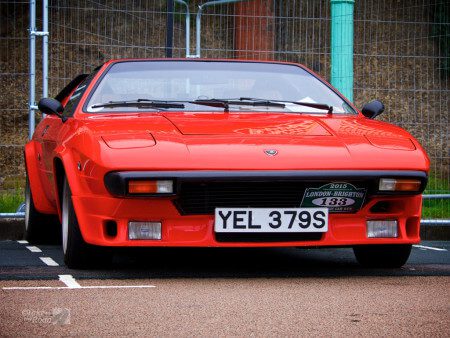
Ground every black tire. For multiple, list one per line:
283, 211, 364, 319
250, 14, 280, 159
24, 177, 61, 244
353, 244, 412, 268
62, 177, 111, 269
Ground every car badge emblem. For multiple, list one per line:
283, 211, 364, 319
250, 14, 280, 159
264, 149, 278, 156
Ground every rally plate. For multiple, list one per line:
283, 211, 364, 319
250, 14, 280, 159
301, 182, 367, 213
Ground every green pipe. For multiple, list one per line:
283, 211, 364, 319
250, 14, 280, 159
330, 0, 355, 102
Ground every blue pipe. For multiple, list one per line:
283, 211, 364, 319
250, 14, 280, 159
330, 0, 355, 102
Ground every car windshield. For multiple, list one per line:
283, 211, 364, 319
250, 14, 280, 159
85, 61, 356, 114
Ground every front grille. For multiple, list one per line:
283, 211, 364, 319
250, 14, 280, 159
174, 181, 307, 215
173, 179, 371, 215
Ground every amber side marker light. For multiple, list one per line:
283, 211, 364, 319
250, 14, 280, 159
379, 178, 421, 192
128, 180, 173, 194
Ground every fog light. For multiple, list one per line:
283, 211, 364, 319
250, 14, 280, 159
379, 178, 421, 192
367, 220, 398, 238
128, 221, 162, 240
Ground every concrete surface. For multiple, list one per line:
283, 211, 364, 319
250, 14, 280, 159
1, 277, 449, 336
0, 240, 449, 336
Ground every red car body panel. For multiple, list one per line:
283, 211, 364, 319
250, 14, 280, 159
25, 59, 430, 248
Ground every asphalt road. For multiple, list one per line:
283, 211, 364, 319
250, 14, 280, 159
1, 240, 449, 336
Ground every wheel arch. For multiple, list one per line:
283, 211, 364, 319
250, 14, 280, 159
52, 150, 84, 221
53, 157, 65, 221
24, 141, 56, 214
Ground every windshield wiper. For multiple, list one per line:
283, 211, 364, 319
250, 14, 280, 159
190, 97, 333, 114
238, 97, 333, 114
190, 98, 285, 112
91, 99, 185, 110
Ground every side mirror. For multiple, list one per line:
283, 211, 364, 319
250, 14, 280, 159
38, 98, 63, 117
361, 100, 385, 119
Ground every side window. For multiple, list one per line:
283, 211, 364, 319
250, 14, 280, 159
62, 71, 97, 118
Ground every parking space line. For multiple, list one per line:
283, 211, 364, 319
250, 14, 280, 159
413, 245, 447, 252
40, 257, 59, 266
26, 246, 42, 253
68, 285, 156, 289
2, 275, 156, 291
59, 275, 81, 288
17, 240, 28, 244
3, 286, 68, 290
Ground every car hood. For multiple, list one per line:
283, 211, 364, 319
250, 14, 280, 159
162, 112, 332, 136
81, 112, 429, 171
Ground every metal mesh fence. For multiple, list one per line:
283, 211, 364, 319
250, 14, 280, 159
0, 0, 449, 219
354, 1, 449, 178
47, 0, 169, 91
0, 0, 29, 211
352, 0, 449, 219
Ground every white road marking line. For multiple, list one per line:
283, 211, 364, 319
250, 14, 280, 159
3, 274, 155, 291
17, 240, 28, 244
3, 287, 64, 290
39, 257, 59, 266
2, 285, 156, 290
59, 275, 81, 288
66, 285, 155, 289
413, 244, 447, 252
26, 246, 42, 253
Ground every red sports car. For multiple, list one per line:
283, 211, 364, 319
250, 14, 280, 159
24, 59, 429, 268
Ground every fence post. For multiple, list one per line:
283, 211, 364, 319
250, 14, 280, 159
330, 0, 354, 102
28, 0, 36, 140
174, 0, 190, 57
166, 0, 174, 58
195, 0, 243, 58
42, 0, 48, 99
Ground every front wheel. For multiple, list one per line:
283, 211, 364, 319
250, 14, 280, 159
353, 244, 412, 268
61, 177, 111, 268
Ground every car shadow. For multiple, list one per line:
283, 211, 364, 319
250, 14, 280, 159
66, 247, 424, 279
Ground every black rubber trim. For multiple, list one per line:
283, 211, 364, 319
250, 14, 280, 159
104, 170, 428, 197
54, 74, 88, 102
104, 173, 177, 197
215, 232, 323, 243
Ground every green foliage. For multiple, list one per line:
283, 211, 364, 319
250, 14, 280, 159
0, 176, 25, 212
0, 189, 24, 213
432, 3, 450, 79
425, 174, 450, 194
423, 173, 449, 219
422, 199, 449, 219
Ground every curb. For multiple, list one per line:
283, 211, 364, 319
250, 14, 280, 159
0, 219, 25, 240
419, 224, 450, 241
0, 218, 448, 241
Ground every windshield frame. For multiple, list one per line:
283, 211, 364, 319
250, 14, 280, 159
81, 59, 358, 115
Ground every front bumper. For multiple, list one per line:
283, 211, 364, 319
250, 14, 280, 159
72, 192, 423, 247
